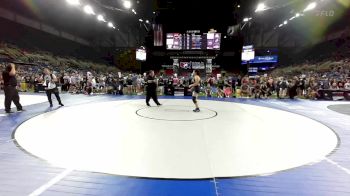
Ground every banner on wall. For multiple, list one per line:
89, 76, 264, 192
191, 62, 205, 69
242, 55, 278, 64
180, 62, 190, 69
161, 65, 173, 69
178, 62, 205, 69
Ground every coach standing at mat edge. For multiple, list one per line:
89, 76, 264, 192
2, 63, 24, 113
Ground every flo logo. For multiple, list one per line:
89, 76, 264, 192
316, 10, 335, 17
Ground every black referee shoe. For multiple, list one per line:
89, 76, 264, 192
193, 108, 200, 113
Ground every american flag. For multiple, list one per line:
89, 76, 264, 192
153, 24, 163, 46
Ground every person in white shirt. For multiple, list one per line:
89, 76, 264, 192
40, 68, 64, 107
345, 79, 350, 90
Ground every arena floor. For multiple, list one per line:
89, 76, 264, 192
0, 94, 350, 196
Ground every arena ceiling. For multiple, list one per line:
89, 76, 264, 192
0, 0, 154, 47
154, 0, 241, 32
152, 0, 322, 33
1, 0, 348, 48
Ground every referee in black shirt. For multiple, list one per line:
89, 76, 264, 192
2, 63, 23, 113
146, 70, 161, 107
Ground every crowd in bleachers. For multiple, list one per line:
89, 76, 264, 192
1, 59, 350, 100
0, 61, 138, 95
202, 58, 350, 100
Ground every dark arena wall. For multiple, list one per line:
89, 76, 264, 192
0, 18, 107, 63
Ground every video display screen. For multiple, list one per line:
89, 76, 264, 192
191, 35, 202, 50
242, 45, 255, 61
241, 55, 278, 64
166, 33, 183, 50
206, 33, 221, 50
136, 49, 146, 61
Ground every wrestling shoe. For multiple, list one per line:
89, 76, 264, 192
193, 108, 200, 112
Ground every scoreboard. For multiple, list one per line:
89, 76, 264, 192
166, 33, 183, 50
166, 33, 221, 50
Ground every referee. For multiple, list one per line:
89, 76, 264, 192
2, 63, 23, 114
146, 70, 161, 107
41, 68, 64, 107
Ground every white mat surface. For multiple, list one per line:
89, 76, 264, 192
0, 94, 47, 110
15, 99, 338, 179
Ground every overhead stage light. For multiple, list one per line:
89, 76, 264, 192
139, 19, 143, 22
255, 3, 267, 12
145, 20, 150, 24
66, 0, 80, 6
108, 22, 116, 29
108, 22, 115, 28
97, 15, 106, 22
84, 5, 95, 15
243, 17, 252, 22
284, 20, 288, 25
132, 9, 137, 15
123, 1, 132, 9
304, 2, 317, 12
